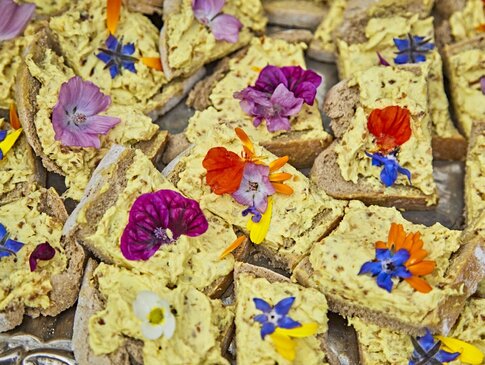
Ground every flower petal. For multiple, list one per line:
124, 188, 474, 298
203, 147, 245, 195
254, 65, 288, 94
0, 0, 35, 41
436, 349, 461, 363
481, 77, 485, 95
209, 13, 242, 43
405, 276, 432, 293
269, 156, 289, 173
133, 291, 161, 321
376, 271, 393, 292
271, 182, 293, 195
9, 103, 21, 130
274, 297, 295, 316
281, 66, 322, 105
276, 322, 318, 338
0, 235, 24, 258
436, 336, 484, 364
392, 249, 411, 266
277, 316, 301, 329
358, 261, 382, 276
106, 0, 121, 34
29, 242, 55, 272
247, 196, 273, 244
192, 0, 225, 22
261, 322, 276, 338
407, 260, 436, 276
254, 314, 268, 324
375, 248, 392, 261
232, 163, 275, 213
162, 310, 176, 339
270, 332, 296, 361
219, 235, 246, 259
140, 57, 163, 71
141, 322, 165, 340
0, 128, 22, 158
253, 298, 272, 313
271, 84, 304, 116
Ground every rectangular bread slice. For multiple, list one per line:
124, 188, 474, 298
73, 259, 234, 365
334, 13, 466, 160
263, 0, 327, 29
349, 297, 485, 364
292, 200, 485, 335
64, 145, 249, 299
316, 66, 438, 209
234, 262, 336, 365
0, 188, 85, 332
444, 35, 485, 138
185, 36, 333, 169
163, 125, 346, 271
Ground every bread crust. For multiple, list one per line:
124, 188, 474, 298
263, 0, 326, 29
123, 0, 163, 14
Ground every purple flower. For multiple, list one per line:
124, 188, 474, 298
234, 65, 322, 132
253, 297, 301, 338
409, 329, 460, 365
52, 76, 121, 148
192, 0, 242, 43
232, 162, 275, 215
0, 223, 23, 258
365, 151, 411, 187
0, 0, 35, 41
120, 190, 209, 261
481, 76, 485, 95
29, 242, 56, 272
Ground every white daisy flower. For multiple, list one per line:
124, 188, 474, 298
133, 291, 176, 340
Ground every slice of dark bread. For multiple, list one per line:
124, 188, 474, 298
123, 0, 163, 14
263, 0, 327, 29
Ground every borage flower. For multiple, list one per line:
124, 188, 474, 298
365, 151, 411, 187
29, 242, 56, 272
192, 0, 242, 43
409, 330, 459, 365
120, 189, 208, 261
0, 0, 35, 41
97, 35, 138, 78
234, 65, 322, 132
133, 291, 176, 340
393, 34, 435, 64
0, 223, 23, 258
52, 76, 120, 148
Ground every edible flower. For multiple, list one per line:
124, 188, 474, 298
234, 65, 322, 132
106, 0, 121, 35
436, 335, 484, 364
377, 52, 391, 66
29, 242, 56, 272
192, 0, 242, 43
0, 0, 35, 41
97, 35, 138, 78
9, 103, 21, 130
0, 223, 23, 258
133, 291, 176, 340
52, 76, 120, 148
409, 330, 459, 365
0, 128, 22, 160
120, 189, 208, 261
365, 151, 411, 187
393, 34, 435, 64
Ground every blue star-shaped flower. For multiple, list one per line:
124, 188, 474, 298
393, 34, 435, 64
97, 35, 138, 79
0, 223, 24, 258
359, 248, 412, 292
253, 297, 301, 338
408, 329, 460, 365
365, 151, 411, 187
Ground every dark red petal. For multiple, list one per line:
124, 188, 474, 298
29, 242, 55, 272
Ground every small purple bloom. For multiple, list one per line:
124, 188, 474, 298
97, 35, 138, 78
121, 190, 209, 261
0, 0, 35, 41
29, 242, 56, 272
192, 0, 242, 43
393, 34, 435, 64
408, 329, 460, 365
0, 223, 23, 258
242, 206, 262, 223
253, 297, 301, 339
52, 76, 121, 148
234, 65, 322, 132
365, 151, 411, 187
480, 76, 485, 95
377, 52, 390, 66
232, 162, 275, 214
359, 248, 412, 292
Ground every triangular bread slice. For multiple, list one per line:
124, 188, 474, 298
262, 0, 327, 29
0, 188, 85, 332
73, 259, 234, 365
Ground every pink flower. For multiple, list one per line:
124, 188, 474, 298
192, 0, 242, 43
52, 76, 121, 148
0, 0, 35, 41
234, 65, 322, 132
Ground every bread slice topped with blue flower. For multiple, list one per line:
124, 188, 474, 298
0, 187, 85, 332
159, 0, 267, 80
163, 125, 346, 271
293, 200, 485, 335
16, 28, 169, 200
185, 36, 333, 169
64, 144, 249, 298
72, 259, 234, 365
348, 297, 485, 364
234, 262, 336, 365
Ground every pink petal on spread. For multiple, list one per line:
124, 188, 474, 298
52, 76, 120, 148
210, 13, 242, 43
29, 242, 56, 272
192, 0, 224, 23
0, 0, 35, 41
232, 163, 275, 213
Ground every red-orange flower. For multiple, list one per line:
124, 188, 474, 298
367, 106, 412, 154
376, 223, 435, 293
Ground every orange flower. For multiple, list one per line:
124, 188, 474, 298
367, 106, 412, 154
376, 223, 435, 293
9, 103, 21, 130
107, 0, 121, 34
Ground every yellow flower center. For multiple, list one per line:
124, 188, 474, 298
148, 307, 165, 325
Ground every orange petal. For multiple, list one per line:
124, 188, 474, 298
387, 223, 399, 249
219, 236, 246, 259
394, 224, 406, 250
269, 156, 289, 173
405, 276, 432, 293
235, 128, 254, 158
140, 57, 163, 71
402, 233, 414, 252
9, 103, 21, 130
269, 172, 292, 182
272, 182, 293, 195
107, 0, 122, 34
407, 260, 436, 276
476, 23, 485, 32
409, 233, 423, 253
375, 241, 387, 249
407, 249, 429, 265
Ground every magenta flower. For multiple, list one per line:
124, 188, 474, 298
234, 65, 322, 132
29, 242, 56, 272
0, 0, 35, 41
52, 76, 121, 148
120, 190, 209, 261
192, 0, 242, 43
232, 163, 275, 221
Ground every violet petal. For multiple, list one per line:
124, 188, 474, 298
29, 242, 55, 272
0, 0, 35, 41
209, 13, 242, 43
232, 163, 275, 213
265, 116, 291, 132
281, 66, 321, 105
254, 66, 288, 94
192, 0, 225, 22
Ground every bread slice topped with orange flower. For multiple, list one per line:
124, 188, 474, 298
315, 65, 438, 210
72, 259, 234, 365
64, 144, 249, 298
293, 200, 485, 335
348, 297, 485, 364
163, 125, 346, 271
185, 36, 332, 168
0, 187, 85, 332
234, 262, 337, 365
16, 28, 169, 201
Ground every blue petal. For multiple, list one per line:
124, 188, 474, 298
254, 314, 268, 324
436, 350, 460, 363
380, 160, 399, 187
393, 265, 412, 279
392, 249, 410, 266
358, 261, 382, 276
394, 53, 410, 65
408, 361, 415, 365
122, 42, 135, 56
260, 322, 275, 339
274, 297, 295, 316
413, 54, 426, 63
376, 248, 392, 261
0, 238, 24, 258
365, 152, 384, 166
122, 61, 137, 74
0, 223, 7, 239
277, 316, 301, 329
393, 37, 410, 51
0, 130, 7, 141
418, 329, 435, 351
0, 149, 3, 160
106, 34, 118, 50
109, 65, 119, 79
397, 165, 412, 184
97, 52, 112, 64
253, 298, 272, 313
413, 35, 426, 43
376, 271, 393, 292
